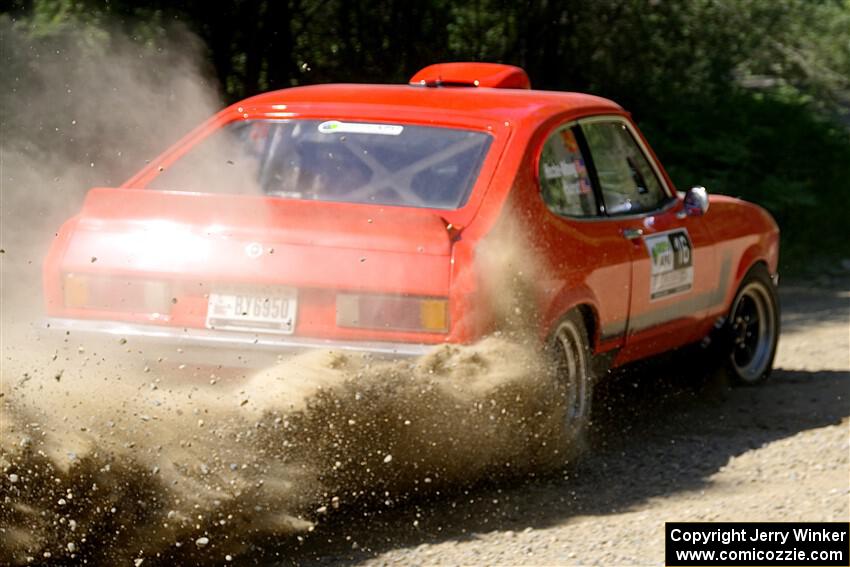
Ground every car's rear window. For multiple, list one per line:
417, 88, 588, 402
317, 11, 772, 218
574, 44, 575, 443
147, 119, 493, 209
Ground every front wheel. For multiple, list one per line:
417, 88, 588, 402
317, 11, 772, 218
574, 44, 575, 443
724, 264, 780, 385
549, 311, 595, 449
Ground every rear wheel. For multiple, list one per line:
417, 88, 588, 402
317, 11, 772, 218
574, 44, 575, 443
549, 311, 594, 448
724, 265, 779, 385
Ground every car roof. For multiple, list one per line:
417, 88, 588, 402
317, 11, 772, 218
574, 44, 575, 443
239, 84, 624, 127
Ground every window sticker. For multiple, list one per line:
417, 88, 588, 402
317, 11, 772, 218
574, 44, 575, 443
318, 120, 404, 136
645, 229, 694, 300
543, 160, 578, 181
575, 158, 592, 194
559, 128, 579, 153
539, 126, 597, 217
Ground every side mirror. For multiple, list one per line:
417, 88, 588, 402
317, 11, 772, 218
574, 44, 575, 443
684, 186, 709, 217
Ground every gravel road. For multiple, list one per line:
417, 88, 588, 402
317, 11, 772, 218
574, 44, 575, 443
266, 279, 850, 566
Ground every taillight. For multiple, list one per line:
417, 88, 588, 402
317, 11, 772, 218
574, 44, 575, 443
63, 273, 89, 309
336, 293, 448, 333
63, 273, 171, 315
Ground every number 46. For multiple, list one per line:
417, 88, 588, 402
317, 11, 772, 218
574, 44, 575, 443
671, 234, 691, 265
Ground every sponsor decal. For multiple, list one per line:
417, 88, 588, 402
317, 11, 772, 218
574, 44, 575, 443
543, 160, 578, 180
559, 128, 580, 153
318, 120, 404, 136
575, 158, 592, 194
645, 229, 694, 300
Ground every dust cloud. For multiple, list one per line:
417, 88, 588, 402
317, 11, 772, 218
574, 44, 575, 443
1, 335, 568, 564
1, 15, 219, 324
1, 18, 573, 566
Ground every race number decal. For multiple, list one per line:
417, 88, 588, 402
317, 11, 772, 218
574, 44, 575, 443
645, 229, 694, 300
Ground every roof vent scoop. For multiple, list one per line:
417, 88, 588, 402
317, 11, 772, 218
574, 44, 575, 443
409, 62, 531, 90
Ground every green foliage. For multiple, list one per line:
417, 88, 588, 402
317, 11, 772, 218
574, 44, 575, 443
3, 0, 849, 272
641, 91, 850, 270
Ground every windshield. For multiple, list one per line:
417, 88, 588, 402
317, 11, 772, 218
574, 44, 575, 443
147, 119, 492, 209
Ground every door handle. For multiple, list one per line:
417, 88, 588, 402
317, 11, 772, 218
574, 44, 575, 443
622, 228, 644, 240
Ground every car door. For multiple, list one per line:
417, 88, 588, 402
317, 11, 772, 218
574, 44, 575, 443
578, 116, 717, 363
534, 121, 633, 352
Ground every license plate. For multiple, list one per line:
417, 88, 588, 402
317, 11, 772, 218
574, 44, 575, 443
205, 290, 297, 334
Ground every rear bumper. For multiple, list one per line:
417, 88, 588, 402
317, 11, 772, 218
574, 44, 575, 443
44, 317, 434, 360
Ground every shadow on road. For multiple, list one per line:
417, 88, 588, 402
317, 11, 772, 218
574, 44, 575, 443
780, 284, 849, 334
259, 365, 847, 566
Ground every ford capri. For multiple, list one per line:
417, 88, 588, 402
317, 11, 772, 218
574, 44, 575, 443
43, 62, 780, 438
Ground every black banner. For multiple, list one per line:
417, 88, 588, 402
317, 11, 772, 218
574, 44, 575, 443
666, 522, 849, 566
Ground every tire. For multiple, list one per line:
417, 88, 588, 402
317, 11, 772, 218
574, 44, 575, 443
548, 311, 595, 448
723, 264, 780, 385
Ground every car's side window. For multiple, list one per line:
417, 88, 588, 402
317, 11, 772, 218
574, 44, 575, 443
581, 121, 669, 215
538, 125, 598, 217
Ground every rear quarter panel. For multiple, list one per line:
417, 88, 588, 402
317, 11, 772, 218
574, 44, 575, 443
455, 108, 632, 352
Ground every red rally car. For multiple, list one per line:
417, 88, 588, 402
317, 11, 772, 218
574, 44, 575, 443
43, 62, 780, 426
